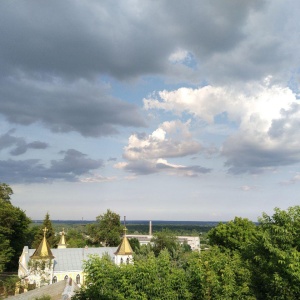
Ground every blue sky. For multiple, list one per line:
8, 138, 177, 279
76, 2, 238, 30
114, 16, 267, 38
1, 0, 300, 221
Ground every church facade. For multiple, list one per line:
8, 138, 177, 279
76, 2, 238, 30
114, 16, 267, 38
18, 228, 133, 289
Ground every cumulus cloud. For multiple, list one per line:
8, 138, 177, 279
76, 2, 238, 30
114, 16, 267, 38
0, 149, 103, 183
123, 120, 201, 160
144, 81, 300, 173
0, 129, 48, 156
115, 120, 210, 177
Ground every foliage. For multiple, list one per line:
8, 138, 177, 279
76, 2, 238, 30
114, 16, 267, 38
248, 206, 300, 299
73, 250, 192, 300
32, 213, 58, 249
66, 228, 86, 248
187, 248, 255, 300
34, 295, 51, 300
0, 275, 20, 298
87, 209, 122, 246
0, 183, 13, 203
74, 206, 300, 300
207, 217, 257, 252
0, 185, 31, 271
151, 229, 180, 257
129, 237, 140, 252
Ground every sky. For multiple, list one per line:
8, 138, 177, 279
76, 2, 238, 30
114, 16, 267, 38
1, 0, 300, 221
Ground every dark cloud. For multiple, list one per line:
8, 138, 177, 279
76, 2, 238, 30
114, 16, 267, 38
0, 129, 48, 156
0, 149, 103, 183
107, 157, 117, 162
0, 78, 145, 137
222, 135, 300, 174
120, 160, 157, 175
0, 0, 265, 80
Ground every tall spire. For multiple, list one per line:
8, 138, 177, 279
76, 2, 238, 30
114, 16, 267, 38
114, 227, 133, 255
57, 228, 67, 249
114, 217, 133, 256
30, 227, 54, 259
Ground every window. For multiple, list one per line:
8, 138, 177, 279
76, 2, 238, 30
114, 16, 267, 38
126, 257, 129, 264
120, 258, 123, 264
76, 274, 80, 284
52, 276, 57, 283
64, 275, 68, 280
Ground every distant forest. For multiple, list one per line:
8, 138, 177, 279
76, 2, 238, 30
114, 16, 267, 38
32, 219, 220, 235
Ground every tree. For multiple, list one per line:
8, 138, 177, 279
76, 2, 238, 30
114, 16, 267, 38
151, 229, 180, 257
73, 250, 192, 300
207, 217, 257, 252
0, 183, 13, 203
32, 213, 58, 248
129, 237, 140, 252
248, 206, 300, 299
88, 209, 122, 247
67, 228, 86, 248
187, 248, 255, 300
0, 184, 31, 271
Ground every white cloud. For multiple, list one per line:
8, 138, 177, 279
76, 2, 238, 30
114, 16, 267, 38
280, 173, 300, 185
80, 175, 117, 183
240, 185, 257, 191
123, 120, 201, 161
168, 49, 191, 64
144, 80, 300, 173
114, 120, 211, 177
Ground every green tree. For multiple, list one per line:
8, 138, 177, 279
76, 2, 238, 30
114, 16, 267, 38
248, 206, 300, 299
66, 228, 86, 248
0, 183, 13, 203
129, 237, 140, 252
32, 213, 57, 248
88, 209, 122, 246
187, 248, 255, 300
151, 229, 180, 257
73, 249, 192, 300
207, 217, 257, 252
0, 184, 31, 271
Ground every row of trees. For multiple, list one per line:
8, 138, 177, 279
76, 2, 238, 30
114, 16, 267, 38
74, 206, 300, 300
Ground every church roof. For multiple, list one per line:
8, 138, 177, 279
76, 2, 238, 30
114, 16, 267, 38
114, 228, 133, 255
30, 227, 54, 259
26, 247, 117, 271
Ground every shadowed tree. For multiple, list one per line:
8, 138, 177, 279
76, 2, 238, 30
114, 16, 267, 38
0, 183, 31, 271
32, 212, 58, 248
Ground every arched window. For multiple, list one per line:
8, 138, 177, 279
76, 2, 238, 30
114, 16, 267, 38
126, 257, 129, 264
64, 275, 68, 280
120, 258, 123, 264
52, 276, 57, 283
76, 274, 80, 284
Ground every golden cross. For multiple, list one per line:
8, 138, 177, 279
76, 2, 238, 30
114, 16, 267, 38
42, 227, 48, 238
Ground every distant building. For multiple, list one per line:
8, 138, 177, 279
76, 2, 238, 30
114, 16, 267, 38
126, 221, 201, 251
17, 227, 133, 293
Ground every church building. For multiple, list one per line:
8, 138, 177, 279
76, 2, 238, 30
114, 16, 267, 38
18, 227, 133, 289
